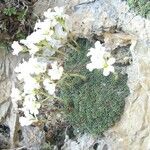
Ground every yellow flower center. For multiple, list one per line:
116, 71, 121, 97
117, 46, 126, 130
104, 63, 108, 68
103, 62, 108, 68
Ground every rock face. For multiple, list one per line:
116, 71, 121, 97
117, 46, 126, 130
61, 134, 96, 150
34, 0, 150, 149
21, 126, 45, 150
0, 49, 11, 122
0, 49, 25, 148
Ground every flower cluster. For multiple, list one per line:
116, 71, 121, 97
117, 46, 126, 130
11, 7, 71, 56
11, 7, 71, 126
86, 41, 115, 76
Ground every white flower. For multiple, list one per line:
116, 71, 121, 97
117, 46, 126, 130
55, 24, 67, 40
86, 41, 106, 71
15, 60, 30, 79
11, 86, 21, 101
19, 94, 40, 126
19, 116, 32, 126
86, 41, 116, 76
34, 19, 56, 34
48, 61, 63, 80
87, 41, 105, 57
54, 7, 65, 17
20, 39, 39, 54
44, 7, 65, 19
43, 7, 70, 34
29, 45, 39, 55
86, 57, 105, 71
15, 57, 47, 80
54, 7, 69, 20
28, 57, 47, 75
87, 42, 106, 68
11, 41, 23, 55
26, 30, 46, 44
43, 78, 56, 95
19, 115, 36, 126
44, 8, 55, 19
12, 7, 72, 126
23, 95, 41, 116
103, 57, 115, 76
23, 76, 40, 94
46, 37, 62, 49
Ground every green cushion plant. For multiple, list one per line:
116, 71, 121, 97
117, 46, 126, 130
127, 0, 150, 18
59, 38, 130, 134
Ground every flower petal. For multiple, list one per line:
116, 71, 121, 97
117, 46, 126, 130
87, 48, 95, 56
103, 68, 110, 76
94, 41, 101, 49
107, 57, 115, 65
104, 52, 111, 59
108, 65, 115, 72
86, 63, 94, 71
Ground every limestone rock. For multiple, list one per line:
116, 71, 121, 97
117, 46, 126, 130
0, 80, 11, 104
0, 133, 10, 149
21, 126, 45, 150
33, 0, 67, 16
62, 134, 96, 150
0, 101, 10, 122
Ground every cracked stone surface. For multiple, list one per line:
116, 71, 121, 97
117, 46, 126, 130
21, 126, 45, 150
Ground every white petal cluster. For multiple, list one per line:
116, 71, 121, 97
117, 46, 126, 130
23, 76, 40, 94
44, 7, 67, 20
11, 86, 21, 101
19, 116, 35, 126
11, 6, 70, 126
86, 41, 116, 76
43, 78, 56, 95
48, 61, 63, 80
19, 94, 41, 126
11, 6, 71, 56
12, 41, 23, 55
23, 95, 41, 116
15, 57, 47, 80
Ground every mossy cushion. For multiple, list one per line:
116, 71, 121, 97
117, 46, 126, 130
59, 39, 130, 134
127, 0, 150, 18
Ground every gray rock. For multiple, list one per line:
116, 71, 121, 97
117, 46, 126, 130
0, 133, 10, 149
21, 126, 45, 150
0, 101, 10, 122
0, 124, 10, 149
